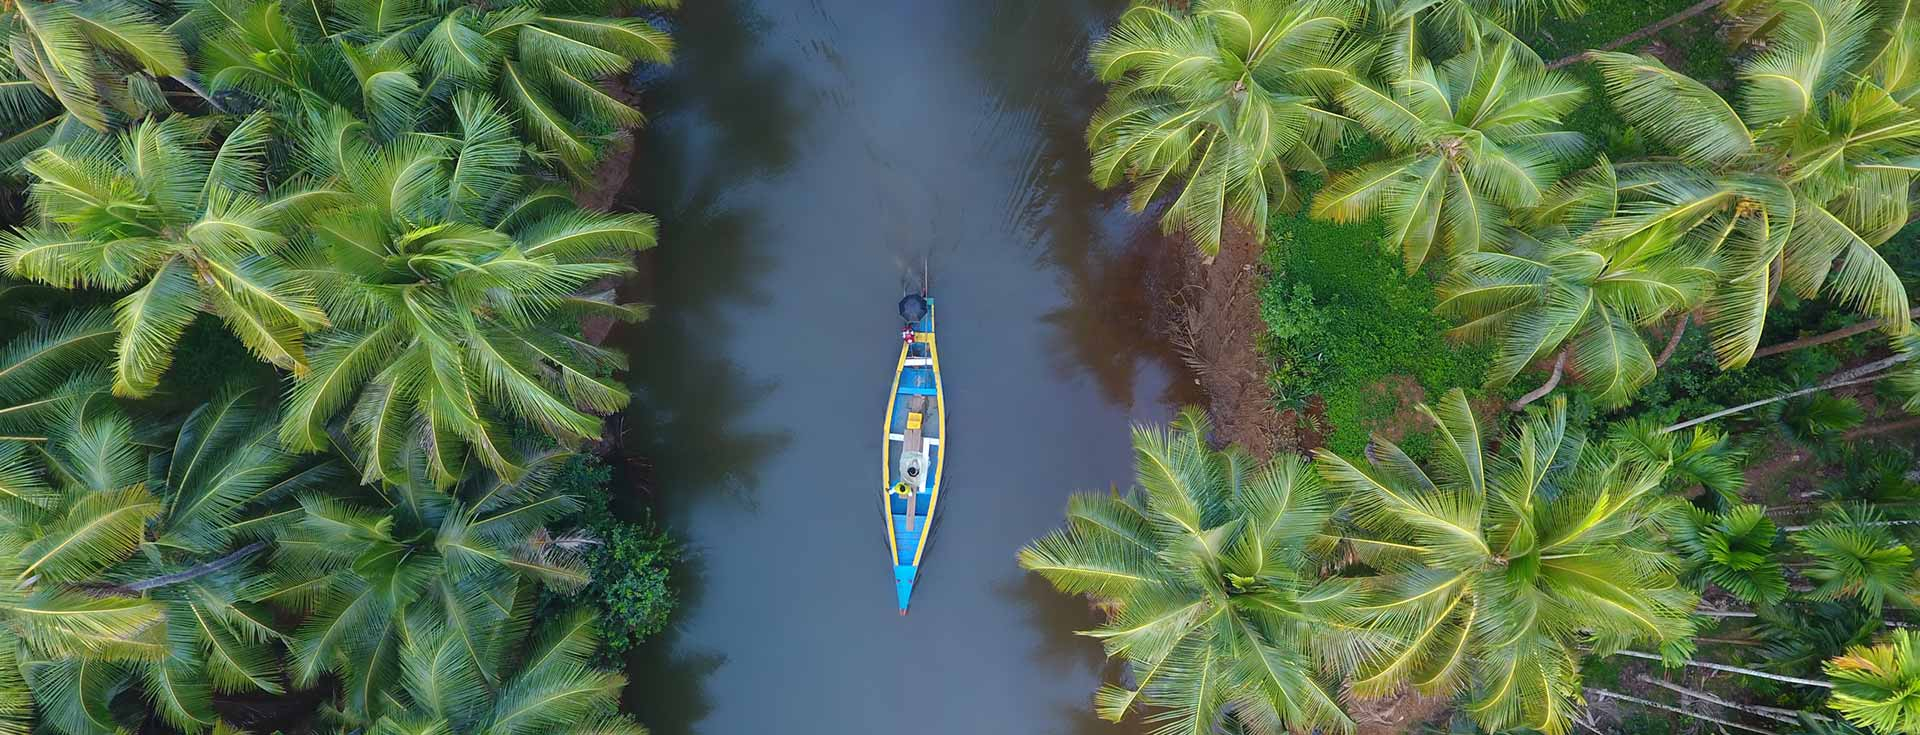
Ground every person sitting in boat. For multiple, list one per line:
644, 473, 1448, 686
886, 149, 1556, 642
900, 324, 915, 344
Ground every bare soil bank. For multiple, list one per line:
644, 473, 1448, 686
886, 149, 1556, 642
1151, 226, 1299, 459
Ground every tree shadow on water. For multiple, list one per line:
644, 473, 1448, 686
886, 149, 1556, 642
619, 0, 805, 193
611, 0, 803, 512
613, 191, 791, 509
951, 0, 1195, 411
997, 572, 1108, 677
620, 552, 726, 735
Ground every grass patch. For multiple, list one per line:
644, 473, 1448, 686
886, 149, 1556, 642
1258, 197, 1490, 455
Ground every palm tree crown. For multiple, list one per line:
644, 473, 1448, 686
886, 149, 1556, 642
1087, 0, 1359, 256
1791, 502, 1919, 614
269, 445, 595, 726
1436, 163, 1716, 406
275, 97, 655, 484
1671, 503, 1789, 605
1019, 407, 1357, 735
2, 391, 328, 735
1826, 629, 1920, 735
1315, 389, 1698, 735
1591, 0, 1918, 368
0, 113, 331, 397
1316, 38, 1586, 271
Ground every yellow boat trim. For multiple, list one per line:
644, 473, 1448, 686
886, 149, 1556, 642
880, 338, 907, 567
910, 332, 944, 568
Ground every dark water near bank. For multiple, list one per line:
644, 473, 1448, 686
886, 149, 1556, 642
613, 2, 1190, 732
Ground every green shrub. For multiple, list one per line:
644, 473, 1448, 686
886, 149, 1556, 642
557, 455, 679, 655
1258, 204, 1490, 454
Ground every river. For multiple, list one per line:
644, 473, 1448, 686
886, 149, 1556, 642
612, 1, 1191, 732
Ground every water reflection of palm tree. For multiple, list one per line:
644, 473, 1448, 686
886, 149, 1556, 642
959, 0, 1194, 409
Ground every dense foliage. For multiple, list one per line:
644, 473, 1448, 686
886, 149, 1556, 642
1066, 0, 1920, 733
562, 455, 677, 656
1321, 391, 1699, 733
1258, 199, 1490, 454
0, 0, 681, 732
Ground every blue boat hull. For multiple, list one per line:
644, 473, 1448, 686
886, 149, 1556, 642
882, 298, 942, 613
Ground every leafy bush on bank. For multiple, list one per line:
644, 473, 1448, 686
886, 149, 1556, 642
1258, 206, 1490, 454
558, 455, 680, 656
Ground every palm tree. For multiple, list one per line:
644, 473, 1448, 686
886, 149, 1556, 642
0, 0, 187, 130
3, 391, 327, 735
1672, 504, 1791, 605
0, 62, 70, 172
0, 307, 113, 440
1086, 0, 1360, 257
1315, 38, 1586, 271
0, 113, 333, 397
1791, 503, 1919, 614
1590, 0, 1918, 368
1315, 389, 1699, 735
370, 609, 646, 735
1364, 0, 1570, 80
190, 0, 675, 177
268, 443, 596, 725
1826, 629, 1920, 735
0, 414, 164, 735
273, 96, 655, 484
1435, 165, 1717, 407
1608, 417, 1745, 508
1018, 408, 1358, 735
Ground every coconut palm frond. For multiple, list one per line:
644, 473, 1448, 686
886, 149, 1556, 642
1315, 391, 1695, 734
1826, 629, 1920, 735
1087, 0, 1362, 256
1021, 407, 1357, 735
1594, 52, 1753, 166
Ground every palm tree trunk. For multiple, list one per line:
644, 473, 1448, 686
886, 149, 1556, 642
1610, 649, 1833, 688
1509, 349, 1568, 411
1751, 307, 1920, 360
1660, 351, 1914, 434
1656, 315, 1690, 368
170, 72, 228, 114
121, 541, 266, 593
1635, 675, 1811, 724
1781, 519, 1920, 532
1845, 416, 1920, 439
1585, 688, 1780, 735
1547, 0, 1727, 69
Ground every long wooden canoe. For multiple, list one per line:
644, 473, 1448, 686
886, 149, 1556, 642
882, 296, 943, 614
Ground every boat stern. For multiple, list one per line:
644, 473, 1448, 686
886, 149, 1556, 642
894, 564, 916, 614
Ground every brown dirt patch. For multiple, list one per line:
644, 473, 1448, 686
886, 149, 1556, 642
1355, 375, 1428, 446
1352, 690, 1452, 735
1152, 224, 1296, 459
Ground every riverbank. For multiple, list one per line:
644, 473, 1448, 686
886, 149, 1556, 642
1154, 225, 1295, 459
